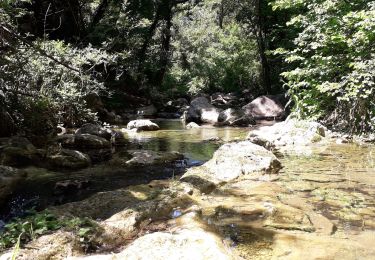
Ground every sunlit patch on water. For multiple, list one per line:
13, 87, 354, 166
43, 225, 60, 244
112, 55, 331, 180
279, 143, 375, 232
2, 119, 375, 257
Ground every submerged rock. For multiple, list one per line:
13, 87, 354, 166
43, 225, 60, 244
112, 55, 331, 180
127, 120, 160, 132
54, 179, 90, 195
0, 166, 26, 206
181, 141, 281, 192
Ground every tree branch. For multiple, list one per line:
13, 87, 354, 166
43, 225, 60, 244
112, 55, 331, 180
0, 24, 81, 73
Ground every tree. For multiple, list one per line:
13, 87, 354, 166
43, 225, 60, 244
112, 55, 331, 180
272, 0, 375, 132
164, 0, 261, 95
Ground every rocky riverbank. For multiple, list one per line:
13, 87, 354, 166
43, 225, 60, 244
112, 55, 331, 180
2, 119, 375, 260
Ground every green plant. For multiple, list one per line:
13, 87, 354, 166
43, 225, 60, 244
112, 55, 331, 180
0, 210, 98, 252
271, 0, 375, 132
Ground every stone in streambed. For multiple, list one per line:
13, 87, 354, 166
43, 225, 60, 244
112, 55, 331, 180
68, 212, 235, 260
248, 118, 327, 153
243, 95, 286, 120
217, 108, 256, 127
47, 149, 91, 170
56, 134, 111, 149
75, 123, 113, 140
186, 122, 200, 129
181, 141, 281, 192
109, 150, 184, 166
127, 120, 160, 132
186, 97, 222, 124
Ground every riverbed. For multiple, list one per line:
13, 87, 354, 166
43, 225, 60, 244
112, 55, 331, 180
2, 120, 375, 259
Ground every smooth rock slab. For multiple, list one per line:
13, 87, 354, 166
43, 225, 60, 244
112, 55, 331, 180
248, 119, 327, 153
127, 120, 160, 132
69, 214, 235, 260
181, 141, 281, 192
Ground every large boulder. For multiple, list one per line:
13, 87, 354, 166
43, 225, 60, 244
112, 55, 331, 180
75, 124, 127, 146
0, 137, 40, 167
243, 95, 286, 120
211, 92, 239, 108
247, 119, 327, 153
75, 123, 112, 140
110, 150, 184, 167
73, 225, 234, 260
56, 134, 111, 149
127, 120, 160, 132
181, 141, 281, 192
186, 122, 200, 129
47, 149, 91, 170
217, 108, 256, 127
186, 97, 221, 124
0, 166, 26, 206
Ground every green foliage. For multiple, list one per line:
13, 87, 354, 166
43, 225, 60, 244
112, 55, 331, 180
1, 38, 115, 129
165, 0, 261, 94
271, 0, 375, 132
0, 210, 98, 252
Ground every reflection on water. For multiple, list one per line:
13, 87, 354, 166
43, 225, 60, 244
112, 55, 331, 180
122, 120, 250, 161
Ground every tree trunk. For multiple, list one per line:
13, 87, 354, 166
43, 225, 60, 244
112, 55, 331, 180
155, 1, 173, 86
90, 0, 110, 30
137, 6, 161, 74
255, 0, 271, 94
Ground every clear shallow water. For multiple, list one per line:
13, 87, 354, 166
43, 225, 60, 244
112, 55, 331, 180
123, 120, 250, 161
2, 120, 375, 241
278, 144, 375, 233
2, 120, 375, 259
0, 120, 250, 221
